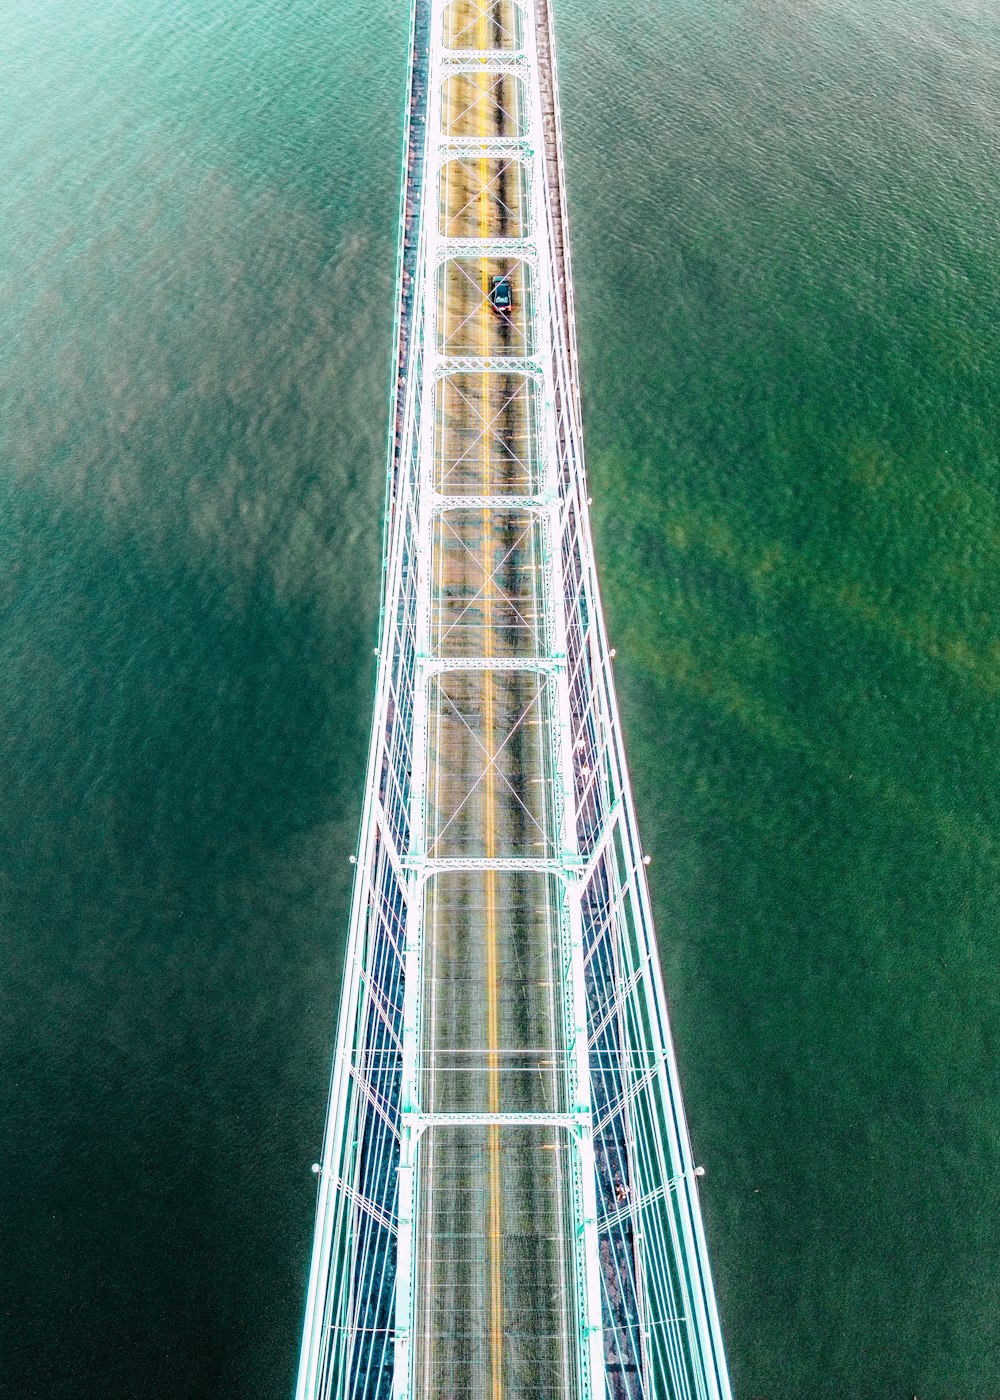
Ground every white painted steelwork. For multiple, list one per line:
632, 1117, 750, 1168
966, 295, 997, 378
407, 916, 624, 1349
295, 3, 732, 1400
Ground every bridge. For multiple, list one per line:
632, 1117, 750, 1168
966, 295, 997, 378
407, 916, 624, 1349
296, 4, 732, 1400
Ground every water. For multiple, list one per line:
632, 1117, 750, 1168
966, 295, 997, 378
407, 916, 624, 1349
1, 1, 997, 1396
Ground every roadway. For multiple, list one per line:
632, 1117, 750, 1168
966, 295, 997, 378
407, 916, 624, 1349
413, 4, 580, 1400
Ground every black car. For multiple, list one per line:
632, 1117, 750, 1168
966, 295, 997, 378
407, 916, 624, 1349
489, 274, 513, 311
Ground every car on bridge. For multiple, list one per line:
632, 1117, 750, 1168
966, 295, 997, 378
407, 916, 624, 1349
489, 273, 513, 311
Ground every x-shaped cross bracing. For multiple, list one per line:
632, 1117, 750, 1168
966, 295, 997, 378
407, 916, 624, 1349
435, 376, 535, 488
426, 676, 553, 856
433, 512, 544, 650
439, 258, 529, 353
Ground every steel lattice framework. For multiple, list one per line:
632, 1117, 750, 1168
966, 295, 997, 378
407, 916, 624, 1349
296, 4, 732, 1400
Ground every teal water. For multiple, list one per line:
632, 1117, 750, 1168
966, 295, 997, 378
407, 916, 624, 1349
1, 1, 997, 1396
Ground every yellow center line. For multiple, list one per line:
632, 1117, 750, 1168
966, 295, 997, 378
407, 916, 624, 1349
474, 7, 504, 1400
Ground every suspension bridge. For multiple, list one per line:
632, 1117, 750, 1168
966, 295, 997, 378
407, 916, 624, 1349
296, 3, 732, 1399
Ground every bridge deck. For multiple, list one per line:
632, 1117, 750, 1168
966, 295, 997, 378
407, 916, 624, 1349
413, 4, 578, 1400
296, 3, 732, 1398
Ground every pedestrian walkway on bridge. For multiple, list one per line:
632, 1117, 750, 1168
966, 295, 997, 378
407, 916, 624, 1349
296, 5, 732, 1400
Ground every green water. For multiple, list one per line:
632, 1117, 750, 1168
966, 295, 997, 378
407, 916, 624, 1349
565, 2, 1000, 1393
1, 0, 997, 1395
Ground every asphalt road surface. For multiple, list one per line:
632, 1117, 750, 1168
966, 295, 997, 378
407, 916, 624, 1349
413, 6, 580, 1400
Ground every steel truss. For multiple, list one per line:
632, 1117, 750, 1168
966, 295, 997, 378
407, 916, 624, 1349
296, 2, 732, 1400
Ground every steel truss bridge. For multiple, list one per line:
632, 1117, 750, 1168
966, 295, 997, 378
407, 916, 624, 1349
296, 3, 731, 1400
